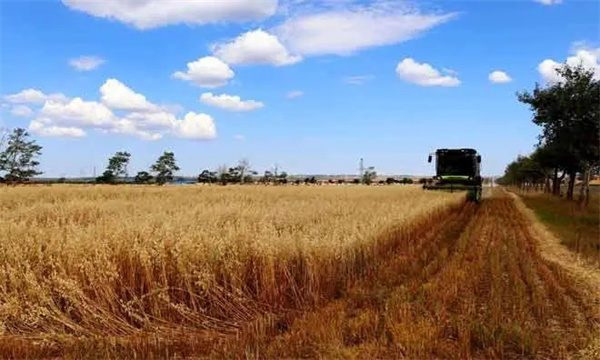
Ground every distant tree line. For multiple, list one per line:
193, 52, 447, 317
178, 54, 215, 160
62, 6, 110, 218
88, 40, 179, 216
496, 63, 599, 205
0, 128, 436, 187
0, 134, 429, 187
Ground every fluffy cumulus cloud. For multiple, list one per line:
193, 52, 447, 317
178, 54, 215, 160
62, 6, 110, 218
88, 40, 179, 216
29, 119, 86, 138
173, 112, 217, 139
5, 79, 218, 140
39, 97, 117, 128
285, 90, 304, 99
10, 105, 34, 117
61, 0, 278, 30
69, 55, 105, 71
488, 70, 512, 83
273, 2, 456, 56
100, 78, 160, 112
396, 58, 460, 87
172, 56, 235, 88
212, 29, 301, 66
200, 92, 264, 112
3, 89, 69, 104
538, 46, 600, 83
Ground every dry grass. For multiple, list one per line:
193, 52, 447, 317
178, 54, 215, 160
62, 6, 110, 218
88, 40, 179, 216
0, 184, 464, 358
2, 185, 598, 360
244, 190, 600, 360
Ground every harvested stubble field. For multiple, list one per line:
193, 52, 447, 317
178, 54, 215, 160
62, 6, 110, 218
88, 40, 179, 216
0, 185, 599, 359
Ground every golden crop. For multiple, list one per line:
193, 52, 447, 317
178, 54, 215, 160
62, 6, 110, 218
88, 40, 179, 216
0, 184, 463, 339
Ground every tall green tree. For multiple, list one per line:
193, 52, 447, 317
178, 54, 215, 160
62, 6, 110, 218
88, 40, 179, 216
362, 166, 377, 185
106, 151, 131, 181
517, 63, 599, 200
151, 151, 180, 185
0, 128, 43, 183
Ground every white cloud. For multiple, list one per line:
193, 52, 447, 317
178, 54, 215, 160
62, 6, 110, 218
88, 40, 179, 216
61, 0, 278, 30
39, 98, 116, 128
10, 79, 219, 140
109, 118, 163, 141
212, 29, 301, 66
100, 78, 159, 112
200, 92, 264, 112
488, 70, 512, 83
29, 119, 86, 138
124, 111, 178, 130
234, 134, 245, 141
534, 0, 562, 5
286, 90, 304, 99
69, 55, 105, 71
172, 56, 235, 88
10, 105, 34, 117
396, 58, 460, 87
273, 3, 456, 56
173, 112, 217, 139
4, 89, 69, 104
538, 46, 600, 83
343, 75, 374, 85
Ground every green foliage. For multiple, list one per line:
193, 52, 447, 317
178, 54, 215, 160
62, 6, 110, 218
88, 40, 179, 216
0, 128, 43, 183
305, 176, 317, 184
362, 166, 376, 185
96, 170, 116, 184
515, 63, 599, 200
151, 151, 180, 185
197, 169, 217, 184
134, 171, 153, 184
106, 151, 131, 180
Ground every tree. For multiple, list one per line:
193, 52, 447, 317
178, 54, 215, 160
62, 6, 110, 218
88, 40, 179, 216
237, 158, 252, 184
227, 166, 242, 184
216, 164, 229, 185
197, 169, 217, 184
362, 166, 376, 185
261, 170, 274, 184
517, 63, 599, 201
96, 170, 116, 184
276, 171, 288, 185
106, 151, 131, 181
151, 151, 180, 185
134, 171, 153, 184
386, 177, 397, 185
0, 128, 43, 183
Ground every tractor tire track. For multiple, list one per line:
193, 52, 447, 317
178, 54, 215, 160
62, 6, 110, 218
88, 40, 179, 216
247, 190, 600, 360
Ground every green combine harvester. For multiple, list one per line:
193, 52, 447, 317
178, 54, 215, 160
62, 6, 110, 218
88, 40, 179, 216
423, 148, 483, 202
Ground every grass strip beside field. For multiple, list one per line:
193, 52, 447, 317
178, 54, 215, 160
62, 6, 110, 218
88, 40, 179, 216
518, 191, 600, 267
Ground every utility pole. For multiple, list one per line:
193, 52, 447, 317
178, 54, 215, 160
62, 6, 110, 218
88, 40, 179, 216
359, 158, 364, 178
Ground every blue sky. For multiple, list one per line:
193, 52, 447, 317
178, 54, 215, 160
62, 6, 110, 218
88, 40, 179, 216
0, 0, 598, 177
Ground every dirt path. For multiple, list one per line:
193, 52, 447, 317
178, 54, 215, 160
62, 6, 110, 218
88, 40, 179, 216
236, 190, 600, 360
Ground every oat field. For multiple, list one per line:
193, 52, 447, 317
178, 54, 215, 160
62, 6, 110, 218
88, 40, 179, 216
1, 185, 599, 359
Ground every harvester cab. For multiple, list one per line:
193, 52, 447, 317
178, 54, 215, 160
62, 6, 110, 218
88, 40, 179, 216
423, 148, 483, 202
